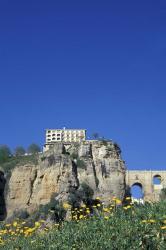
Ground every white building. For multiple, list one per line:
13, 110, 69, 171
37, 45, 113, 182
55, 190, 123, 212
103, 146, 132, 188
44, 127, 86, 151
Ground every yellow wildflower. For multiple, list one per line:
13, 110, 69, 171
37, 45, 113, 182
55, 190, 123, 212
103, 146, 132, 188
141, 220, 147, 223
5, 224, 11, 227
63, 202, 71, 209
126, 205, 131, 209
116, 199, 122, 205
161, 226, 166, 230
149, 219, 155, 223
35, 222, 40, 227
13, 221, 18, 227
103, 208, 109, 212
104, 216, 109, 220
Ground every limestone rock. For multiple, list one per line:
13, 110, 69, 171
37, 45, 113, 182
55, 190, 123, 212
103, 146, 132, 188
4, 140, 126, 218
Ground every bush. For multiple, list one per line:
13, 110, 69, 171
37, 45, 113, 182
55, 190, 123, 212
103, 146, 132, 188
27, 144, 41, 155
160, 188, 166, 200
14, 146, 26, 157
70, 152, 78, 160
77, 159, 86, 169
0, 145, 11, 164
0, 155, 38, 173
68, 183, 94, 208
29, 197, 66, 223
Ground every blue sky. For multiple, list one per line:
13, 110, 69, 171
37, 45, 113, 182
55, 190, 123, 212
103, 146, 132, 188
0, 0, 166, 170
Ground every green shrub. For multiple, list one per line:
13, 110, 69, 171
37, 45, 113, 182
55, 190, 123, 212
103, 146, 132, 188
77, 159, 86, 169
160, 188, 166, 200
0, 145, 11, 164
1, 201, 166, 249
0, 155, 38, 173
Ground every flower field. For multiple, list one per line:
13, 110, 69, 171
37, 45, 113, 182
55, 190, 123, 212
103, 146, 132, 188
0, 198, 166, 249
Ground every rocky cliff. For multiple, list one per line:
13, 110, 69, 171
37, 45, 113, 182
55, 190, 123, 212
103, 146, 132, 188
3, 140, 126, 218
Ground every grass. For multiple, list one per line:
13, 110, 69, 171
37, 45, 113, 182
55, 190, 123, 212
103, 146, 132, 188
0, 198, 166, 249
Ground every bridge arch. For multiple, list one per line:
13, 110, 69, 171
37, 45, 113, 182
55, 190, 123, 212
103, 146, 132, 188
126, 170, 166, 202
130, 182, 144, 199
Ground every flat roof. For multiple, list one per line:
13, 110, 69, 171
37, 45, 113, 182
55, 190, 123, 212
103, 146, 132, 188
45, 128, 86, 131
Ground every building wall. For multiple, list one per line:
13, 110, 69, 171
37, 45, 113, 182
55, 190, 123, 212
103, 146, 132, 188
126, 170, 166, 202
44, 128, 86, 151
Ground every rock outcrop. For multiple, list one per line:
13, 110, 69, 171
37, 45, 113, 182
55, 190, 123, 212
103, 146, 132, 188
5, 140, 126, 218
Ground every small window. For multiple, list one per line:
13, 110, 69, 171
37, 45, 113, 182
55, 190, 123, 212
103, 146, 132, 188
153, 175, 161, 185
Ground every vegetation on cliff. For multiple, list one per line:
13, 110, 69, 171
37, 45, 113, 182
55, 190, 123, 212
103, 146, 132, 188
0, 198, 166, 249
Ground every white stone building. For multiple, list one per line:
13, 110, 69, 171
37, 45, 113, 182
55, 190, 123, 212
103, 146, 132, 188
43, 127, 86, 151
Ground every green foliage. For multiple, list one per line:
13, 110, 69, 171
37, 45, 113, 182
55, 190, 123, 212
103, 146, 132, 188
14, 146, 26, 157
80, 182, 94, 200
160, 188, 166, 200
27, 144, 41, 155
29, 197, 66, 223
0, 155, 38, 173
70, 152, 78, 160
76, 159, 86, 169
68, 183, 94, 207
0, 145, 11, 164
1, 201, 166, 249
92, 133, 99, 139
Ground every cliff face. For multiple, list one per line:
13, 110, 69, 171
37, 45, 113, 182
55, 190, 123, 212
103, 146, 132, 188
5, 141, 126, 217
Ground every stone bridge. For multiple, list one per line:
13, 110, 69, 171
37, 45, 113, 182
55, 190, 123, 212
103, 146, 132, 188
126, 170, 166, 202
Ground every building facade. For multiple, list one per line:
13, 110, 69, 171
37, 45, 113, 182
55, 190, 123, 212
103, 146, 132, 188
44, 128, 86, 151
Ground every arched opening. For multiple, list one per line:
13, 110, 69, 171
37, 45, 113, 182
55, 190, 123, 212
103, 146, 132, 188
153, 175, 161, 185
0, 170, 6, 220
131, 183, 144, 199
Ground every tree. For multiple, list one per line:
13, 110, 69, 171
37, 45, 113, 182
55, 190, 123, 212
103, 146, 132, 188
27, 144, 40, 155
92, 133, 99, 140
15, 146, 26, 157
0, 145, 11, 163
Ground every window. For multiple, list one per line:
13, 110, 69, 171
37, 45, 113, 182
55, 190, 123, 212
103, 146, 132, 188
153, 175, 161, 185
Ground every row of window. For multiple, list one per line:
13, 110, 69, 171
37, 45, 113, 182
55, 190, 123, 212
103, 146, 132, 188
47, 130, 84, 134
